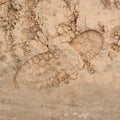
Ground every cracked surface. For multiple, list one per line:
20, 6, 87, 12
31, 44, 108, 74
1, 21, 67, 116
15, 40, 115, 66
1, 0, 120, 119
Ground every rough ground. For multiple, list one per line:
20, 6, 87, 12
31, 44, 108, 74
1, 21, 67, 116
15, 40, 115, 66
0, 0, 120, 119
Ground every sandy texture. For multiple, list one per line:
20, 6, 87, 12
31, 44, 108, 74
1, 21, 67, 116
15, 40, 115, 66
0, 0, 120, 119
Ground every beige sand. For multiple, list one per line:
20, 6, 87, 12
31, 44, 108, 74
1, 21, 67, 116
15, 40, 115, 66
0, 0, 120, 119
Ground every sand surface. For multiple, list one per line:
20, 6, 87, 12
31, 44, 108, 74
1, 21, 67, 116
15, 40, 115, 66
0, 0, 120, 119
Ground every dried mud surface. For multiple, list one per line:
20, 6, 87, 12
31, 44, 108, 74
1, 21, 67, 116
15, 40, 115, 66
0, 0, 120, 119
